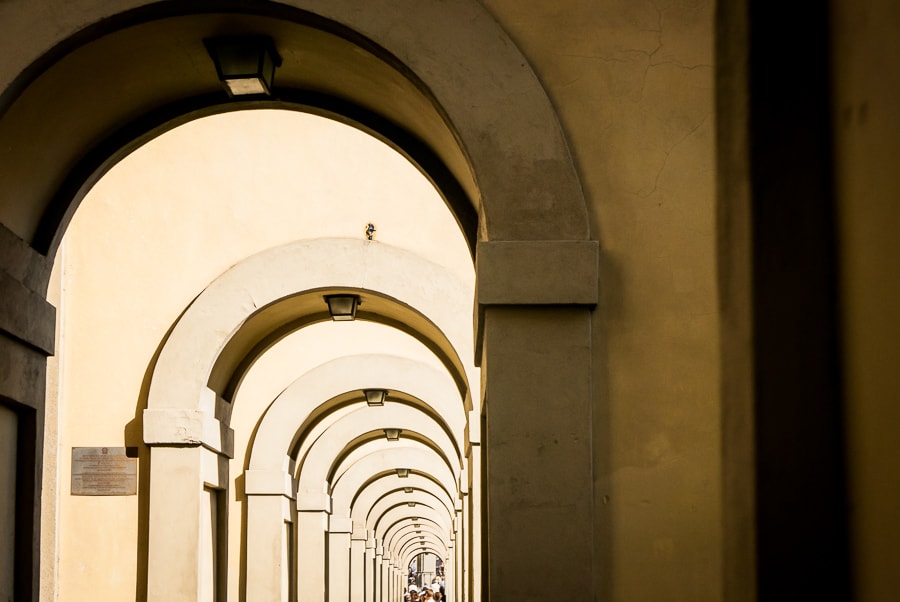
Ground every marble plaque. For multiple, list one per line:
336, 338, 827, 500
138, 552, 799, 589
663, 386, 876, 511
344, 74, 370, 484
71, 447, 137, 496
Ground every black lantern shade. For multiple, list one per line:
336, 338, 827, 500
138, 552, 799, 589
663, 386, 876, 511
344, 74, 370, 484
325, 294, 360, 321
364, 389, 387, 406
204, 36, 282, 97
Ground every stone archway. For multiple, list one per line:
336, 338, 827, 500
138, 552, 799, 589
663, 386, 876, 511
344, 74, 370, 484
0, 0, 589, 254
0, 3, 597, 600
144, 238, 473, 601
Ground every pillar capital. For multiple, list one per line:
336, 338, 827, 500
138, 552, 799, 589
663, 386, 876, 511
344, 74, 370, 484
142, 408, 234, 457
476, 240, 599, 305
244, 469, 295, 498
0, 267, 55, 355
351, 523, 369, 541
296, 490, 331, 512
329, 516, 353, 533
466, 409, 481, 446
474, 240, 598, 364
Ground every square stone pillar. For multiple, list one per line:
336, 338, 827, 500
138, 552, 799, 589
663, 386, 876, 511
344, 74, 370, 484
373, 544, 383, 602
480, 307, 593, 598
380, 558, 390, 602
246, 495, 288, 601
145, 446, 205, 601
465, 415, 482, 602
389, 562, 398, 602
365, 538, 376, 602
0, 233, 55, 602
328, 516, 352, 601
244, 470, 295, 601
144, 410, 232, 602
476, 241, 598, 601
297, 511, 328, 602
444, 541, 455, 602
350, 530, 367, 602
391, 567, 398, 601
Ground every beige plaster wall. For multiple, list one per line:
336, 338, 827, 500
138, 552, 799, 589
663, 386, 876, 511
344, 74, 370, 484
832, 2, 900, 600
41, 257, 63, 602
479, 0, 721, 598
46, 111, 472, 601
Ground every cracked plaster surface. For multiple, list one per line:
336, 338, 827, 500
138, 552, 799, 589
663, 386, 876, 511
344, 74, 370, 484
562, 5, 713, 206
481, 0, 714, 233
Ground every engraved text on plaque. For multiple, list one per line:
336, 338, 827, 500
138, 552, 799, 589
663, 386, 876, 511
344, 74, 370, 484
71, 447, 137, 496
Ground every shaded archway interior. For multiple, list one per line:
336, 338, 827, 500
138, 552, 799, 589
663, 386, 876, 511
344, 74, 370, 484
0, 7, 478, 257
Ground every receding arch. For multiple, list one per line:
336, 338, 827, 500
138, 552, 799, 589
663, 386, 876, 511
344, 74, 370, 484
211, 287, 473, 404
391, 525, 448, 555
321, 446, 455, 509
370, 491, 452, 526
398, 539, 448, 565
397, 538, 449, 565
340, 475, 455, 525
248, 354, 466, 474
296, 409, 459, 496
376, 505, 450, 540
375, 505, 450, 553
147, 238, 477, 422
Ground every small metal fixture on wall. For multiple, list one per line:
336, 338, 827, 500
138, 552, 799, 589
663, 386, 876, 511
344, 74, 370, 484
364, 389, 387, 406
204, 35, 282, 97
325, 294, 360, 321
365, 223, 376, 240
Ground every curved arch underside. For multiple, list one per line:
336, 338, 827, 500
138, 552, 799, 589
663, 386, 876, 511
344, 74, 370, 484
0, 0, 588, 262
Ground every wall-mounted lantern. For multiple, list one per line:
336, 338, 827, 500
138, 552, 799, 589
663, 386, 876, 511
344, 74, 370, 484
325, 294, 360, 321
204, 35, 282, 97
